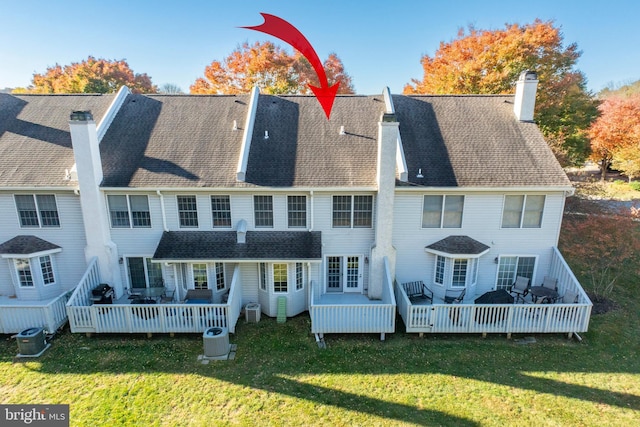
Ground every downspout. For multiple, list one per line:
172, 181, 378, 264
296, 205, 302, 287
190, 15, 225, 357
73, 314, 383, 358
157, 190, 168, 232
309, 190, 314, 231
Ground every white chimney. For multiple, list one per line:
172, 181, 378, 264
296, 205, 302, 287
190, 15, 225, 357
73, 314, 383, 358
69, 111, 122, 296
369, 112, 399, 300
513, 70, 538, 122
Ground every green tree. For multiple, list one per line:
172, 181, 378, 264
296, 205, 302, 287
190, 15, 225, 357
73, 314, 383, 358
18, 56, 157, 94
191, 41, 355, 95
404, 20, 599, 165
611, 145, 640, 182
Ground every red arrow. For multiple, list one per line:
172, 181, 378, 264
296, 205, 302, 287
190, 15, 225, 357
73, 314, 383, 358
241, 13, 340, 119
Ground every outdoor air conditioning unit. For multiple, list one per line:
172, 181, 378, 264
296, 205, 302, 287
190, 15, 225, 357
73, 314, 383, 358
15, 327, 48, 356
245, 303, 261, 323
203, 327, 230, 358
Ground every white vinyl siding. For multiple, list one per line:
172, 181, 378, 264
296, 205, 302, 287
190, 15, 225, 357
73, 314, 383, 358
14, 194, 60, 228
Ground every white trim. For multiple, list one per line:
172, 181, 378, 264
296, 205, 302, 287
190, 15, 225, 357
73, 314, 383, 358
176, 194, 199, 228
396, 186, 573, 193
236, 86, 260, 182
500, 194, 546, 229
324, 254, 364, 294
151, 258, 322, 264
99, 186, 379, 193
1, 248, 62, 259
96, 86, 130, 141
330, 194, 374, 229
424, 247, 489, 259
39, 254, 57, 287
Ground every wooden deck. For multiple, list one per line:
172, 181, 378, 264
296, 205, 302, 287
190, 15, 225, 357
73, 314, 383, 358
396, 247, 592, 337
309, 257, 396, 340
0, 290, 72, 334
66, 259, 243, 334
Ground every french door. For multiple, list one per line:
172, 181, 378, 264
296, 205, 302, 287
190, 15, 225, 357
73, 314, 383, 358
326, 255, 362, 293
126, 257, 163, 289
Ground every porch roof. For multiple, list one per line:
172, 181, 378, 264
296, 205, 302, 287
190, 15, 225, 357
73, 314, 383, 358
425, 235, 490, 257
153, 230, 322, 261
0, 235, 61, 257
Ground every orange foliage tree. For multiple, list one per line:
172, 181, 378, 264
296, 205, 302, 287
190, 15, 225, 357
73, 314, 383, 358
18, 56, 157, 94
190, 41, 354, 95
404, 20, 599, 165
588, 96, 640, 180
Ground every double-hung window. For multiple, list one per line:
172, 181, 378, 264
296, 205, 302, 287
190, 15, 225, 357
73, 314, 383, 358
273, 263, 288, 293
332, 195, 373, 228
178, 195, 198, 228
39, 255, 55, 285
422, 195, 464, 228
254, 195, 273, 228
211, 196, 231, 228
108, 195, 151, 228
287, 196, 307, 228
502, 195, 545, 228
14, 259, 34, 287
15, 195, 60, 228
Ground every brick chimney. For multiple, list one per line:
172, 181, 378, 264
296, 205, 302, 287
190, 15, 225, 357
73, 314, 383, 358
69, 111, 122, 295
513, 70, 538, 122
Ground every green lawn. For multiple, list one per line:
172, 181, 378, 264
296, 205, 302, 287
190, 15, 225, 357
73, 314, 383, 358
2, 209, 640, 426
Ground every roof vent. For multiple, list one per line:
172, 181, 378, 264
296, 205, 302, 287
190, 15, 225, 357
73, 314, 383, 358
264, 130, 269, 140
339, 126, 346, 136
381, 112, 396, 123
70, 111, 93, 121
416, 168, 424, 179
232, 120, 238, 131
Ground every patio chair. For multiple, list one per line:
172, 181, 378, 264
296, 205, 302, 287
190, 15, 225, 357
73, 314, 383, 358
561, 290, 579, 304
402, 281, 433, 304
444, 288, 466, 304
541, 276, 558, 290
160, 289, 175, 303
509, 276, 530, 303
127, 288, 142, 299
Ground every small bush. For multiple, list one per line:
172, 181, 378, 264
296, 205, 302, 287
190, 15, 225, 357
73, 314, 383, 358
629, 181, 640, 191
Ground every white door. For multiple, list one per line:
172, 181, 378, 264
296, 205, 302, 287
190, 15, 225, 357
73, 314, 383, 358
326, 256, 363, 293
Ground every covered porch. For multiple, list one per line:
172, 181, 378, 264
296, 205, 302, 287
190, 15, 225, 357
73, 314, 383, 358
396, 247, 592, 337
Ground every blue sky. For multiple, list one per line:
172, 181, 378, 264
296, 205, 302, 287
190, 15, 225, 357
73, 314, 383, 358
1, 0, 638, 94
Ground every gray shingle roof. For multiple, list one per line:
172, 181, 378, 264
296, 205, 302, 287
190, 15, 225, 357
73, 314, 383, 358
153, 230, 322, 260
0, 235, 61, 255
100, 94, 250, 188
244, 95, 383, 187
100, 94, 384, 188
425, 235, 490, 255
394, 95, 571, 187
0, 93, 115, 187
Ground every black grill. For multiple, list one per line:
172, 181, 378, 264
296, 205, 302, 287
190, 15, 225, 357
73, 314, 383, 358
91, 283, 114, 304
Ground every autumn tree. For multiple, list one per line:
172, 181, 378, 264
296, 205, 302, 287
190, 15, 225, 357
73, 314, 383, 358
19, 56, 157, 94
560, 207, 640, 302
587, 95, 640, 180
404, 20, 599, 165
190, 41, 354, 95
611, 145, 640, 182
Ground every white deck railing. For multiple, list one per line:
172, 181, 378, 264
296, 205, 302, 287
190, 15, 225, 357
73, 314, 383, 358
0, 289, 73, 334
67, 262, 242, 334
397, 247, 592, 335
309, 257, 396, 338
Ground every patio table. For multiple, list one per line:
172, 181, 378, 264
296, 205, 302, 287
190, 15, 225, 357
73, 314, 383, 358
529, 286, 559, 303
